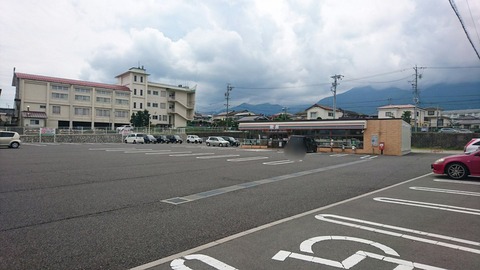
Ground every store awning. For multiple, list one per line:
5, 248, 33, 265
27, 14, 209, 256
22, 111, 48, 119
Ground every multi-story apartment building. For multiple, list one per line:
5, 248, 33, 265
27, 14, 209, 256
377, 104, 426, 127
11, 67, 196, 129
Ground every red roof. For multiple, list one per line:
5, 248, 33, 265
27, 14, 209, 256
15, 72, 130, 92
22, 111, 48, 119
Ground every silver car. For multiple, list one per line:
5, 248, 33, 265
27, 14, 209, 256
205, 136, 230, 147
0, 131, 21, 148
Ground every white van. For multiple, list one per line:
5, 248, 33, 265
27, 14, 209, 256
124, 133, 145, 144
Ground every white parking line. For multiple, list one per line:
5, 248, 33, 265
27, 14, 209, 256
227, 156, 269, 162
330, 154, 349, 157
263, 160, 295, 165
434, 179, 480, 185
410, 186, 480, 196
316, 214, 480, 254
170, 153, 215, 157
123, 149, 157, 153
90, 148, 136, 151
374, 197, 480, 215
197, 154, 241, 159
360, 155, 371, 159
145, 151, 191, 155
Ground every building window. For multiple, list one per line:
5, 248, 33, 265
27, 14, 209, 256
428, 111, 435, 116
153, 91, 159, 96
51, 85, 69, 91
386, 112, 394, 118
115, 99, 129, 105
140, 76, 143, 83
52, 93, 68, 99
96, 109, 110, 117
162, 115, 167, 121
328, 112, 333, 117
74, 107, 90, 116
140, 103, 143, 109
133, 102, 137, 109
96, 97, 111, 103
30, 119, 40, 125
115, 110, 128, 118
96, 89, 111, 95
52, 106, 61, 114
40, 105, 46, 109
75, 95, 90, 102
147, 90, 151, 95
116, 91, 129, 97
152, 115, 158, 120
140, 89, 143, 96
134, 75, 137, 82
309, 112, 317, 119
134, 89, 137, 95
153, 103, 159, 108
160, 103, 166, 109
147, 102, 151, 107
75, 87, 91, 93
161, 91, 166, 97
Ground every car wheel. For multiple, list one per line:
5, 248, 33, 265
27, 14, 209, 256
133, 140, 137, 144
206, 142, 210, 146
219, 143, 224, 147
10, 142, 20, 148
446, 163, 468, 179
125, 140, 128, 143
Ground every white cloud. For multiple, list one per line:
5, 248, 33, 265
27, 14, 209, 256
1, 0, 479, 112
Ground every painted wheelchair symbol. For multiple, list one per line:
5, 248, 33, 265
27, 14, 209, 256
272, 235, 446, 269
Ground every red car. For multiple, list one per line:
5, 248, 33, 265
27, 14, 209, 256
431, 149, 480, 179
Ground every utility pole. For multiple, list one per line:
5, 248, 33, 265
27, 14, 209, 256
411, 66, 424, 132
225, 83, 234, 129
331, 74, 343, 119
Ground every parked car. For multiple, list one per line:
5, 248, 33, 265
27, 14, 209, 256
124, 133, 145, 144
143, 134, 157, 144
186, 135, 203, 144
438, 128, 458, 133
156, 135, 168, 143
464, 138, 480, 153
285, 135, 318, 153
205, 136, 230, 147
458, 129, 473, 133
0, 131, 21, 148
222, 136, 240, 147
167, 135, 183, 144
431, 149, 480, 179
116, 125, 133, 133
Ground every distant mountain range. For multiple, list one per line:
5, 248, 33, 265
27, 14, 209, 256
205, 82, 480, 116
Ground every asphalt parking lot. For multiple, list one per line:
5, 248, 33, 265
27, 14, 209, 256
1, 143, 478, 269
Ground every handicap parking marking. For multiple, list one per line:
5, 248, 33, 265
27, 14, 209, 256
409, 186, 480, 196
227, 156, 269, 162
433, 179, 480, 185
197, 154, 241, 159
315, 214, 480, 253
263, 160, 295, 166
374, 197, 480, 215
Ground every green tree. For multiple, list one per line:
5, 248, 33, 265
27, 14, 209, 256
401, 111, 412, 124
130, 110, 151, 127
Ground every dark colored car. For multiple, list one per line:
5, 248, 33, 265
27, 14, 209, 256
431, 149, 480, 179
222, 136, 240, 147
166, 135, 183, 144
285, 135, 318, 153
143, 134, 157, 144
156, 135, 168, 143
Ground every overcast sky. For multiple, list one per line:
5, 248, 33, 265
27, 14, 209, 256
1, 0, 479, 112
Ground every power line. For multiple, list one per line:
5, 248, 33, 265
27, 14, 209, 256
448, 0, 480, 60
